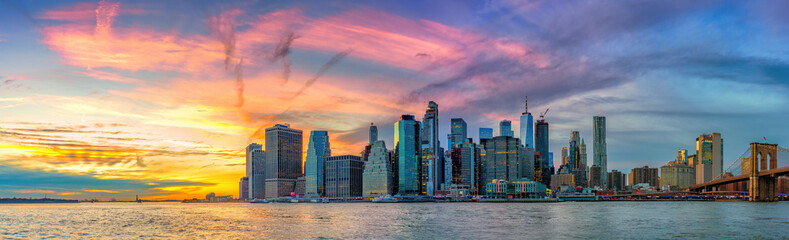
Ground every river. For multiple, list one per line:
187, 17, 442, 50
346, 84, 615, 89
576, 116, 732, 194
1, 202, 787, 239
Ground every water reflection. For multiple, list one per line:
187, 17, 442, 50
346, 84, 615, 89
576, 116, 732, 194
0, 202, 787, 239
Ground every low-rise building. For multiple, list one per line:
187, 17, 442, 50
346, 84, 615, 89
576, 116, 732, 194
486, 179, 547, 199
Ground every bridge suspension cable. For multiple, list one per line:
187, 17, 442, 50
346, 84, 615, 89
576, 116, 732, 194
712, 146, 751, 181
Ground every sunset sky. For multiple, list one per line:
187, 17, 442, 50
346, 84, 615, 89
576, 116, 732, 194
1, 0, 788, 200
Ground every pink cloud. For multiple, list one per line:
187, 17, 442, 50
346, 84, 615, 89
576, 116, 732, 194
74, 69, 143, 84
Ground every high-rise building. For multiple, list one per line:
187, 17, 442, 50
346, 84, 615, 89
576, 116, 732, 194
449, 139, 478, 188
520, 96, 534, 148
325, 155, 363, 197
305, 131, 331, 197
660, 148, 695, 189
246, 143, 265, 200
395, 115, 422, 196
421, 101, 441, 195
534, 119, 550, 187
448, 118, 467, 150
479, 128, 493, 140
593, 116, 607, 188
483, 136, 528, 182
695, 133, 723, 183
629, 166, 659, 187
264, 124, 303, 199
239, 177, 249, 200
607, 170, 626, 191
561, 147, 568, 166
499, 120, 513, 137
363, 140, 393, 197
568, 131, 586, 187
589, 165, 601, 188
369, 123, 378, 145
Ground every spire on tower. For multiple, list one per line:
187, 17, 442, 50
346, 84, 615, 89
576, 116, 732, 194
523, 95, 529, 115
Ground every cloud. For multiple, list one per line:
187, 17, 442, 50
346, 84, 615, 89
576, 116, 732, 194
95, 0, 120, 35
83, 189, 120, 193
14, 189, 55, 194
57, 192, 83, 196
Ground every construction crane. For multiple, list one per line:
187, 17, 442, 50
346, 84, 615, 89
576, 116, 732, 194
539, 108, 549, 120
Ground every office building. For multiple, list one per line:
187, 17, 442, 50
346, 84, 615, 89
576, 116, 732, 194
589, 165, 601, 188
325, 155, 363, 197
629, 166, 659, 187
534, 119, 550, 187
520, 96, 534, 148
421, 101, 442, 195
479, 128, 493, 140
239, 177, 249, 200
363, 140, 393, 197
305, 131, 331, 197
593, 116, 607, 188
551, 173, 575, 189
264, 124, 303, 199
660, 148, 695, 189
246, 143, 265, 199
483, 136, 529, 182
607, 170, 626, 191
499, 120, 513, 137
369, 123, 378, 145
448, 118, 467, 150
395, 115, 422, 196
696, 133, 723, 183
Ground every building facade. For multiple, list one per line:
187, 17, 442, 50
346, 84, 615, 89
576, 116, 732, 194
520, 96, 534, 148
607, 170, 627, 191
629, 166, 659, 187
499, 120, 513, 137
264, 124, 303, 199
589, 165, 601, 188
395, 115, 422, 196
305, 131, 331, 197
483, 136, 525, 183
369, 123, 378, 145
421, 101, 442, 195
363, 140, 393, 197
448, 118, 467, 150
479, 128, 493, 140
696, 133, 723, 183
660, 148, 695, 189
325, 155, 363, 197
534, 119, 551, 187
593, 116, 607, 188
246, 143, 265, 200
239, 177, 249, 200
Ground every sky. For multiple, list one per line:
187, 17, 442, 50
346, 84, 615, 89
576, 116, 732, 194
1, 0, 788, 200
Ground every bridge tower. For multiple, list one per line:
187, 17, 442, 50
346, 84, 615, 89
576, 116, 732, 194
748, 142, 778, 202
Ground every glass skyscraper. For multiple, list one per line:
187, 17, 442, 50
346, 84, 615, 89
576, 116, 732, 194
369, 123, 378, 145
363, 140, 393, 197
448, 118, 467, 150
245, 143, 265, 200
479, 128, 493, 140
593, 116, 607, 188
421, 101, 441, 195
395, 115, 421, 196
535, 119, 550, 187
499, 120, 513, 137
305, 130, 330, 197
264, 124, 303, 199
325, 155, 363, 197
483, 136, 523, 182
520, 96, 534, 148
695, 132, 723, 183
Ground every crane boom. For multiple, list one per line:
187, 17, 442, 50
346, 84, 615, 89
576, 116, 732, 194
539, 108, 549, 120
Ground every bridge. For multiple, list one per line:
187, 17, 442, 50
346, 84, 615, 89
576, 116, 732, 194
687, 142, 789, 202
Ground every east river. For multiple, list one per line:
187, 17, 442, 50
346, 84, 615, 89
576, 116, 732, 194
1, 201, 787, 239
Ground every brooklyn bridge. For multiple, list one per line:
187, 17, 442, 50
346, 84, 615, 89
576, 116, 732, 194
686, 142, 789, 202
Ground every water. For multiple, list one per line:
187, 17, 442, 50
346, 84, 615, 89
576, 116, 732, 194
1, 202, 787, 239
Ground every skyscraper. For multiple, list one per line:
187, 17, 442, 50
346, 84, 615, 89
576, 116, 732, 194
534, 119, 550, 187
483, 136, 525, 182
363, 140, 393, 197
245, 143, 265, 200
607, 170, 626, 191
421, 101, 441, 195
264, 124, 303, 199
520, 96, 534, 148
695, 133, 723, 183
325, 155, 363, 197
499, 120, 513, 137
629, 166, 659, 187
479, 128, 493, 140
369, 123, 378, 145
448, 118, 467, 150
593, 116, 607, 189
568, 131, 585, 187
239, 177, 249, 200
395, 115, 421, 196
305, 130, 331, 197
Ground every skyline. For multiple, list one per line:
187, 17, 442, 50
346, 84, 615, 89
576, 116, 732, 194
1, 0, 788, 200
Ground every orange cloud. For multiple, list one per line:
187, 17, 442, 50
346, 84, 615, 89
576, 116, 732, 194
14, 189, 56, 194
58, 192, 83, 196
83, 189, 120, 193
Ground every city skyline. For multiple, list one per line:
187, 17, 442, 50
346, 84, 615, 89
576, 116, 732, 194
1, 0, 789, 200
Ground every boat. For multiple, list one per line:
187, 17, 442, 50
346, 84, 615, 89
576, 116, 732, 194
250, 199, 268, 203
321, 198, 329, 203
289, 199, 299, 203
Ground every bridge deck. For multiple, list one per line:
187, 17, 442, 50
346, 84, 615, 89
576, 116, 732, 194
687, 166, 789, 191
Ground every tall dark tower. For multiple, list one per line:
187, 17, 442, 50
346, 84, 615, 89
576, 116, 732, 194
535, 119, 550, 187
